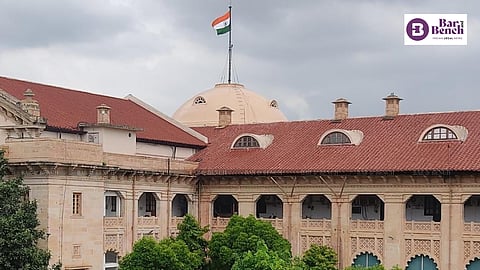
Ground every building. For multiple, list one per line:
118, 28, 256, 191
1, 76, 480, 269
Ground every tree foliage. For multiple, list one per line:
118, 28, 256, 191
208, 215, 291, 270
232, 240, 290, 270
301, 244, 338, 270
176, 214, 209, 267
119, 237, 202, 270
0, 152, 57, 270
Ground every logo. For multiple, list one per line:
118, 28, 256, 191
404, 14, 467, 45
406, 18, 429, 41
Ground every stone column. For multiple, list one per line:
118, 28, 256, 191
158, 192, 169, 239
383, 194, 405, 268
238, 193, 256, 217
331, 195, 351, 269
442, 193, 464, 269
287, 196, 302, 256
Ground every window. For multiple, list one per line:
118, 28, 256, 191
105, 251, 119, 270
270, 100, 278, 108
423, 127, 457, 141
105, 192, 121, 217
193, 96, 206, 104
321, 132, 351, 145
73, 193, 82, 215
406, 255, 438, 270
233, 136, 260, 148
145, 193, 156, 214
352, 252, 381, 267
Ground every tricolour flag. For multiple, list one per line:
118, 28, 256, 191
211, 11, 231, 35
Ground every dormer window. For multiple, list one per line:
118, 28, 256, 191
423, 127, 457, 140
318, 129, 364, 146
420, 124, 468, 142
233, 136, 260, 148
193, 96, 206, 104
231, 133, 274, 149
321, 132, 351, 145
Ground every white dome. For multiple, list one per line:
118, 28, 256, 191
173, 83, 287, 127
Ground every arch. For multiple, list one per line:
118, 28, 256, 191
213, 195, 238, 218
406, 255, 438, 270
172, 194, 189, 217
231, 133, 274, 149
301, 194, 331, 219
256, 195, 283, 219
104, 191, 122, 217
351, 195, 384, 221
318, 129, 364, 146
138, 192, 158, 217
466, 257, 480, 270
321, 131, 351, 145
419, 124, 468, 142
464, 195, 480, 222
352, 252, 381, 267
406, 195, 441, 222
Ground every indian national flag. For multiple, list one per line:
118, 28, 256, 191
211, 11, 231, 35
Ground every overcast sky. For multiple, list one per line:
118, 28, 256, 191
0, 1, 478, 120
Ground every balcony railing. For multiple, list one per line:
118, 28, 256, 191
211, 217, 231, 232
104, 217, 125, 229
405, 221, 441, 233
258, 218, 283, 232
170, 216, 185, 228
464, 221, 480, 234
301, 218, 332, 231
138, 216, 160, 227
350, 219, 384, 232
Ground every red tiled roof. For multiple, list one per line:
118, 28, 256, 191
191, 111, 480, 175
0, 76, 206, 147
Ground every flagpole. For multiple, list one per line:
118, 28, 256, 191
227, 5, 232, 84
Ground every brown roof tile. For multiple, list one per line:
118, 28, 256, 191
191, 111, 480, 175
0, 76, 206, 147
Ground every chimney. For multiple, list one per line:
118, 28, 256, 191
217, 106, 234, 127
96, 104, 111, 124
332, 98, 351, 120
20, 89, 41, 119
383, 93, 402, 118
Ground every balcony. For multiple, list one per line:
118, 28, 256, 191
464, 221, 480, 235
211, 217, 230, 232
301, 218, 332, 231
405, 221, 441, 234
258, 218, 283, 233
350, 220, 384, 233
104, 217, 125, 229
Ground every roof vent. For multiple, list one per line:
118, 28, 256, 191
217, 106, 234, 127
383, 93, 402, 119
332, 98, 351, 121
96, 104, 111, 124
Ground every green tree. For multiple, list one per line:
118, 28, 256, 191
208, 215, 292, 270
120, 236, 203, 270
0, 153, 58, 270
232, 240, 290, 270
301, 244, 338, 270
176, 214, 209, 267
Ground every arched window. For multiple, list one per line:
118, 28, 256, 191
423, 127, 457, 141
233, 136, 260, 148
321, 132, 351, 145
193, 96, 206, 104
406, 255, 438, 270
467, 257, 480, 270
352, 252, 381, 267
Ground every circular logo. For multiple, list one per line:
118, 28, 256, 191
406, 18, 429, 41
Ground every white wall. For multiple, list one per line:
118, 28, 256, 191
136, 142, 196, 160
